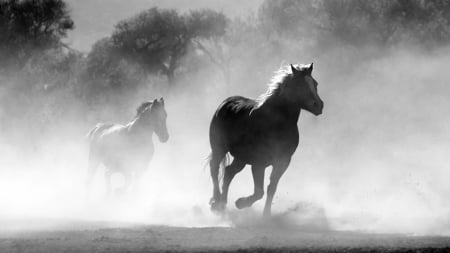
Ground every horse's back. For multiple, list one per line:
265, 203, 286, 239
210, 96, 299, 165
212, 96, 257, 126
210, 96, 256, 150
215, 96, 256, 115
88, 123, 130, 154
87, 123, 116, 140
88, 123, 130, 165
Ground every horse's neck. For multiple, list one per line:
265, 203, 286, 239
258, 95, 301, 124
127, 118, 154, 137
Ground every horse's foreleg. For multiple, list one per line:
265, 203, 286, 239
220, 159, 246, 205
122, 171, 132, 193
263, 160, 290, 217
235, 164, 265, 209
113, 171, 132, 196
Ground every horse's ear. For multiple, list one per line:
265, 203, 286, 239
291, 64, 298, 75
160, 97, 164, 106
152, 98, 158, 104
306, 63, 313, 75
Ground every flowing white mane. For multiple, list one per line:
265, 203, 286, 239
256, 64, 310, 107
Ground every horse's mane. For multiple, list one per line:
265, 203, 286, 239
136, 101, 153, 116
256, 64, 310, 107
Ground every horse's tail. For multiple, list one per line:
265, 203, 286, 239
86, 126, 98, 140
219, 153, 230, 183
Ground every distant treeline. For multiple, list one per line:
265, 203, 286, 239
260, 0, 450, 47
1, 0, 450, 143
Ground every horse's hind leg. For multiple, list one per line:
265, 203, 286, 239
235, 164, 266, 209
85, 152, 100, 198
104, 170, 112, 196
209, 150, 225, 211
220, 159, 246, 205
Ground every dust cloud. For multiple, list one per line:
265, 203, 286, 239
1, 0, 450, 237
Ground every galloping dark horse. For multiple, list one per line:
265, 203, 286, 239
209, 63, 323, 216
86, 98, 169, 195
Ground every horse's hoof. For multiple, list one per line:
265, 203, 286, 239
210, 200, 226, 213
235, 197, 248, 209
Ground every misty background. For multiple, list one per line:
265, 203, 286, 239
1, 0, 450, 235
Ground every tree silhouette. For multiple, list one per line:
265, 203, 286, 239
111, 7, 227, 89
0, 0, 74, 73
82, 37, 146, 104
257, 0, 450, 47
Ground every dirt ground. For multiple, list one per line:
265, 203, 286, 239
1, 220, 450, 253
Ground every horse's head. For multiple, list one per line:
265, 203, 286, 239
151, 98, 169, 143
137, 98, 169, 142
288, 63, 323, 116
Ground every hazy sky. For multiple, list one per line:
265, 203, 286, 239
65, 0, 262, 52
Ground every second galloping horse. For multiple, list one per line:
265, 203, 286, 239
86, 98, 169, 195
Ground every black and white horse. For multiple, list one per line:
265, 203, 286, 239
208, 64, 323, 216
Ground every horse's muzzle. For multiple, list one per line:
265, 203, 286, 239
313, 107, 323, 116
310, 101, 324, 116
159, 134, 169, 143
